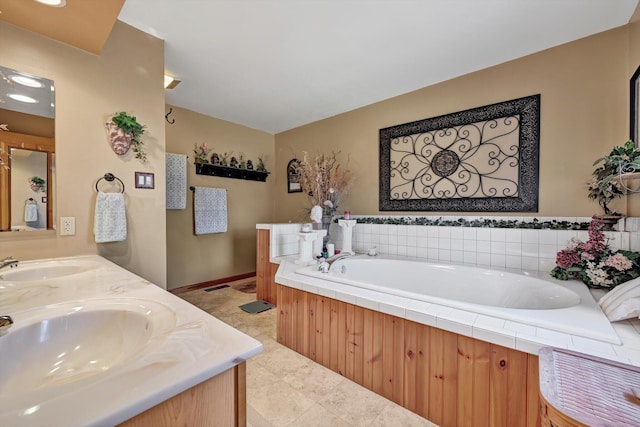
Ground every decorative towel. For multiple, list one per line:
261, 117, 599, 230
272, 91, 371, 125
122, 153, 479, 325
24, 203, 38, 222
166, 153, 187, 209
94, 192, 127, 243
193, 186, 227, 234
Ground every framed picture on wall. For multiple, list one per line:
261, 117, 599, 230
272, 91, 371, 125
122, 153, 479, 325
287, 158, 303, 193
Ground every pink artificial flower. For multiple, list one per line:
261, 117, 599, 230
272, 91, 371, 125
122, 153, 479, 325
581, 251, 596, 261
586, 217, 607, 252
604, 253, 633, 271
556, 249, 580, 268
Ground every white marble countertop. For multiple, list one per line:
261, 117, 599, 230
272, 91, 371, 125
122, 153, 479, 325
275, 258, 640, 367
0, 255, 263, 427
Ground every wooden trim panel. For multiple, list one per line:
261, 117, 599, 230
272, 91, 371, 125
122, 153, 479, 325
276, 284, 541, 427
169, 272, 256, 294
256, 229, 278, 305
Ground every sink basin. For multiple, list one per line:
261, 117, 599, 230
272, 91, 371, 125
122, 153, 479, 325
0, 299, 176, 394
0, 259, 101, 282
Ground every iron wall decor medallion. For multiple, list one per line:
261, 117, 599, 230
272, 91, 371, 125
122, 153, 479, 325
379, 94, 540, 212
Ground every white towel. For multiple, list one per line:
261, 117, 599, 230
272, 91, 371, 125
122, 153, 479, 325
24, 204, 38, 222
166, 153, 187, 209
193, 187, 227, 235
94, 192, 127, 243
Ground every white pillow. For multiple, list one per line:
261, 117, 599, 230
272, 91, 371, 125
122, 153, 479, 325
598, 277, 640, 322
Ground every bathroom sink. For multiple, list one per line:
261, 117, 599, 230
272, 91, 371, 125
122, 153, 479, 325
0, 259, 102, 282
0, 298, 176, 395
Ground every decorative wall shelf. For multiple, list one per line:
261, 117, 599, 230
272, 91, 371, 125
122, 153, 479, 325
195, 163, 269, 182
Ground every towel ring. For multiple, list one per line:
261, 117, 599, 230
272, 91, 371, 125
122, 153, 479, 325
95, 173, 125, 193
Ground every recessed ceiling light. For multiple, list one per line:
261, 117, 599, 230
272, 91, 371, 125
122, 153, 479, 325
9, 75, 44, 88
7, 94, 38, 104
34, 0, 66, 7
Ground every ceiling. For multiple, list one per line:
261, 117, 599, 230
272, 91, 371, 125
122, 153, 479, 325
1, 1, 639, 134
118, 0, 639, 134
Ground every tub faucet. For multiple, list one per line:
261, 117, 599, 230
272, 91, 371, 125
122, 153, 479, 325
318, 252, 353, 273
0, 257, 18, 271
0, 315, 13, 336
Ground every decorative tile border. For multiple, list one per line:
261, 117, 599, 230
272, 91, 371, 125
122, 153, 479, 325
348, 215, 591, 229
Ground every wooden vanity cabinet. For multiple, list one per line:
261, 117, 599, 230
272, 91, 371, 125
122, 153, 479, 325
119, 363, 246, 427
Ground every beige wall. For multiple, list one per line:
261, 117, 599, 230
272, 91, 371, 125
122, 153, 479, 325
0, 21, 168, 288
274, 27, 631, 221
165, 105, 275, 289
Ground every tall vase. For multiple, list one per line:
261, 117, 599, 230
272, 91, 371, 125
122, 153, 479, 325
321, 215, 332, 248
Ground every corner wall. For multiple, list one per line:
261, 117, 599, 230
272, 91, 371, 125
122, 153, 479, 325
164, 105, 275, 289
274, 26, 629, 222
0, 21, 167, 288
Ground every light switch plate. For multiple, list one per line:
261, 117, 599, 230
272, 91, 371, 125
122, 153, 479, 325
60, 217, 75, 236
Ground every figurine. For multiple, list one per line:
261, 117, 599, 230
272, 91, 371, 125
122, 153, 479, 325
210, 153, 220, 165
310, 205, 323, 223
247, 160, 254, 170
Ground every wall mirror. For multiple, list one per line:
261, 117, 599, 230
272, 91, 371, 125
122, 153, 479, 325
0, 65, 55, 231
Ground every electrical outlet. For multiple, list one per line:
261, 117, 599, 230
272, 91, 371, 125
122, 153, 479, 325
60, 217, 75, 236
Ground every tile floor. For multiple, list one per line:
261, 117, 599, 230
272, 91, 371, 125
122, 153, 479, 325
178, 280, 438, 427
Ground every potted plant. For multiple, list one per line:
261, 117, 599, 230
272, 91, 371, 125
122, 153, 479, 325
193, 143, 209, 164
29, 176, 45, 192
106, 112, 147, 162
587, 140, 640, 224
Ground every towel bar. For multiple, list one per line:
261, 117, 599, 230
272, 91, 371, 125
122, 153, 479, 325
96, 173, 125, 193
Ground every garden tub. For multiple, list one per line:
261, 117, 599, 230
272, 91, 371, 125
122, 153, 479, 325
281, 255, 621, 345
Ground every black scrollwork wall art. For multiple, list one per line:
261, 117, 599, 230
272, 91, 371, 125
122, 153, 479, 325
379, 94, 540, 212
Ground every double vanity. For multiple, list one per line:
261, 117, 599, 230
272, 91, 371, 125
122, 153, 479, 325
0, 255, 262, 426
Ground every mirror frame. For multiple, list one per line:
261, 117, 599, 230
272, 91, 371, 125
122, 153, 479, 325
0, 131, 54, 230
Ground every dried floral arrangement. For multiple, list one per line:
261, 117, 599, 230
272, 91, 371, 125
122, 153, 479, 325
297, 151, 354, 216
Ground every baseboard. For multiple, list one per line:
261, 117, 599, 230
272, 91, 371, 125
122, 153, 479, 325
169, 272, 256, 294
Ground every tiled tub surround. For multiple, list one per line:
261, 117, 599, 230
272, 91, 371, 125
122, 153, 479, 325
259, 216, 640, 272
0, 255, 262, 427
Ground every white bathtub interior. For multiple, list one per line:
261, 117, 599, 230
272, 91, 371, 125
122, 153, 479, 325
293, 255, 621, 345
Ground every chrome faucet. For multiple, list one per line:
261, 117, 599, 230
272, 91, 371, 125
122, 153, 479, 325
318, 252, 353, 273
0, 315, 13, 336
0, 256, 18, 271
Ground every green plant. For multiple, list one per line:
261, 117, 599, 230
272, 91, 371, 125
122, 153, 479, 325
588, 140, 640, 215
193, 143, 209, 163
29, 176, 45, 191
112, 111, 147, 162
219, 151, 231, 167
256, 155, 267, 173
